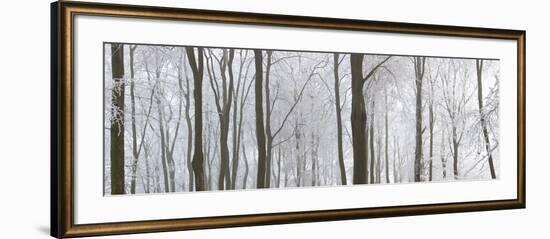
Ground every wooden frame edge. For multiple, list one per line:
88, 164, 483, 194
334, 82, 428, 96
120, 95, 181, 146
50, 1, 60, 238
51, 1, 526, 238
62, 199, 523, 237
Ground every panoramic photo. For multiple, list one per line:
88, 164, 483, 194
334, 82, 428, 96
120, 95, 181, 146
103, 43, 500, 195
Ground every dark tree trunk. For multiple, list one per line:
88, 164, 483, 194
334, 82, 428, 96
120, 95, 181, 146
369, 100, 375, 184
218, 117, 230, 190
129, 45, 139, 194
186, 47, 206, 191
350, 55, 391, 185
242, 143, 249, 189
224, 51, 235, 189
413, 56, 426, 182
183, 73, 194, 192
166, 151, 176, 192
231, 98, 239, 189
110, 43, 126, 195
350, 54, 368, 184
206, 49, 234, 190
254, 50, 268, 188
452, 125, 459, 179
366, 111, 369, 184
230, 56, 242, 190
476, 59, 497, 179
264, 51, 274, 188
179, 52, 194, 192
333, 53, 347, 185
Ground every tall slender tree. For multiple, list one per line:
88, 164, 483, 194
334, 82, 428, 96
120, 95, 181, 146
180, 53, 194, 192
333, 53, 347, 185
350, 54, 391, 184
413, 56, 426, 182
205, 49, 235, 190
242, 143, 249, 189
110, 43, 126, 195
254, 49, 268, 188
476, 59, 497, 179
427, 62, 439, 182
369, 99, 376, 184
186, 47, 206, 191
264, 51, 274, 188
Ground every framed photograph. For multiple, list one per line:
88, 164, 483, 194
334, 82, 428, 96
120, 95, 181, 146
51, 1, 526, 238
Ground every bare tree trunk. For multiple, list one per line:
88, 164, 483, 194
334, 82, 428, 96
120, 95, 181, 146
184, 75, 194, 192
333, 53, 347, 185
350, 54, 391, 185
452, 125, 459, 179
366, 110, 369, 184
369, 100, 375, 184
350, 54, 368, 184
178, 53, 195, 192
186, 47, 206, 191
129, 45, 138, 194
476, 59, 497, 179
230, 56, 242, 190
254, 49, 268, 189
242, 143, 249, 189
231, 98, 239, 189
205, 49, 235, 190
110, 43, 126, 195
264, 51, 274, 188
413, 56, 426, 182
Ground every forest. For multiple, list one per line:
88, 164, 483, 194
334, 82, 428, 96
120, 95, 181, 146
104, 43, 500, 195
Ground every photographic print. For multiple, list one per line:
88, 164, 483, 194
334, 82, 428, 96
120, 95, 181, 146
104, 43, 500, 195
52, 2, 524, 237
